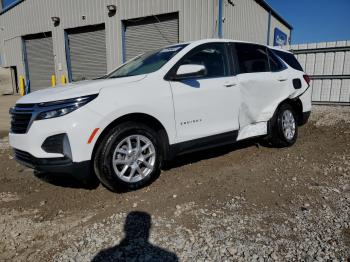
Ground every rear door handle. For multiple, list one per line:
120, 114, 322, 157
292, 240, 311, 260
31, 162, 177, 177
278, 79, 288, 82
224, 82, 237, 88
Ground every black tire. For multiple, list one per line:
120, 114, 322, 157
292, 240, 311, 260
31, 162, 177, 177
94, 122, 162, 192
269, 103, 298, 147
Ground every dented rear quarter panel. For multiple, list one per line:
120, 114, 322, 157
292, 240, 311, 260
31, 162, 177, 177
237, 68, 310, 128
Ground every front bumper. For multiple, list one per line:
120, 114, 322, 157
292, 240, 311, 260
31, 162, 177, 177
13, 148, 92, 179
9, 106, 103, 163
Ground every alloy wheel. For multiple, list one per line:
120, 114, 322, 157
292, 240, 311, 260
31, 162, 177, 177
112, 135, 156, 183
281, 110, 296, 140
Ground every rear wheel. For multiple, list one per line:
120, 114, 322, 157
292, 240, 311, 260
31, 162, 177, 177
269, 103, 298, 147
94, 122, 162, 191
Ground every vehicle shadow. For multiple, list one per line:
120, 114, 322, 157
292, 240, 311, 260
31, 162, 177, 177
33, 137, 264, 191
163, 137, 262, 170
34, 171, 100, 190
91, 211, 178, 262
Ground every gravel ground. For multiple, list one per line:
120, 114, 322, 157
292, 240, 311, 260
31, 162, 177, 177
0, 105, 349, 261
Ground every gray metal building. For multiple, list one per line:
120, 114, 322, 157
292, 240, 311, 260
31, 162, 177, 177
291, 41, 350, 105
0, 0, 292, 92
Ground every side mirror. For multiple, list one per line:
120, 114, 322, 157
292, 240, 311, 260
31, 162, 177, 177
173, 64, 206, 80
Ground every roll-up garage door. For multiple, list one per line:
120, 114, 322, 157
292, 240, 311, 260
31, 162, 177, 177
124, 12, 179, 61
66, 24, 107, 82
24, 33, 55, 92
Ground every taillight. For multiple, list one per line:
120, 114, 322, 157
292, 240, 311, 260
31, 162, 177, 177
303, 74, 311, 86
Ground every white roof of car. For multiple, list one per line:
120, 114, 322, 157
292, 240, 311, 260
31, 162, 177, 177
168, 39, 293, 54
268, 45, 293, 54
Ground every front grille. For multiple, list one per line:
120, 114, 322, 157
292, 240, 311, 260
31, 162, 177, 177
10, 104, 35, 134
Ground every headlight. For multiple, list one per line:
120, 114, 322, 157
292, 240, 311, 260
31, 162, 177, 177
37, 106, 78, 120
36, 94, 98, 120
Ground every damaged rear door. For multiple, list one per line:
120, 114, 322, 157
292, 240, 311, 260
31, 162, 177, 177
231, 43, 301, 128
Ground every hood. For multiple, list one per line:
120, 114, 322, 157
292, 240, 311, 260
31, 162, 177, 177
17, 75, 147, 104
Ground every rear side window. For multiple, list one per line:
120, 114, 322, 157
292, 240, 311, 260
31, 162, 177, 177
273, 50, 304, 72
235, 43, 269, 74
268, 49, 285, 72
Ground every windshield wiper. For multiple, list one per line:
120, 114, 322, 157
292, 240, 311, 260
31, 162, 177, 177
109, 74, 140, 79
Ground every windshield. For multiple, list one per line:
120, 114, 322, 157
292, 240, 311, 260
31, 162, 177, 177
106, 44, 188, 78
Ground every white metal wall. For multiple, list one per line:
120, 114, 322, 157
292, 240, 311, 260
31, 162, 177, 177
291, 41, 350, 104
223, 0, 268, 45
0, 0, 219, 84
223, 0, 291, 45
0, 0, 291, 90
0, 0, 119, 82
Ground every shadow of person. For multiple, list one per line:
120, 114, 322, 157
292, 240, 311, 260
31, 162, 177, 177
92, 211, 178, 262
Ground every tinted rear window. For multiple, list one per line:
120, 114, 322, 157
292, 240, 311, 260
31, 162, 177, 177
235, 43, 270, 73
273, 49, 304, 72
268, 49, 285, 72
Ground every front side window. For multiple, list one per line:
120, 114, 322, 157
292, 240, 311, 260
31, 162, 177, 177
107, 44, 188, 78
235, 43, 269, 74
178, 43, 229, 78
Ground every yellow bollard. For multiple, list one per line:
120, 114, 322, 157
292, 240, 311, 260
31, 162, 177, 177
19, 76, 26, 96
61, 75, 67, 85
51, 75, 56, 87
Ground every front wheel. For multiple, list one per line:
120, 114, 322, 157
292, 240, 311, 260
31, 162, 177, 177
94, 122, 162, 192
269, 103, 298, 147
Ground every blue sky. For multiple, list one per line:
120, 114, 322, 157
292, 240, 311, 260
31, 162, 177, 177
267, 0, 350, 44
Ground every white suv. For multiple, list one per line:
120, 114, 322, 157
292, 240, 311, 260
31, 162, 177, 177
9, 39, 311, 191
